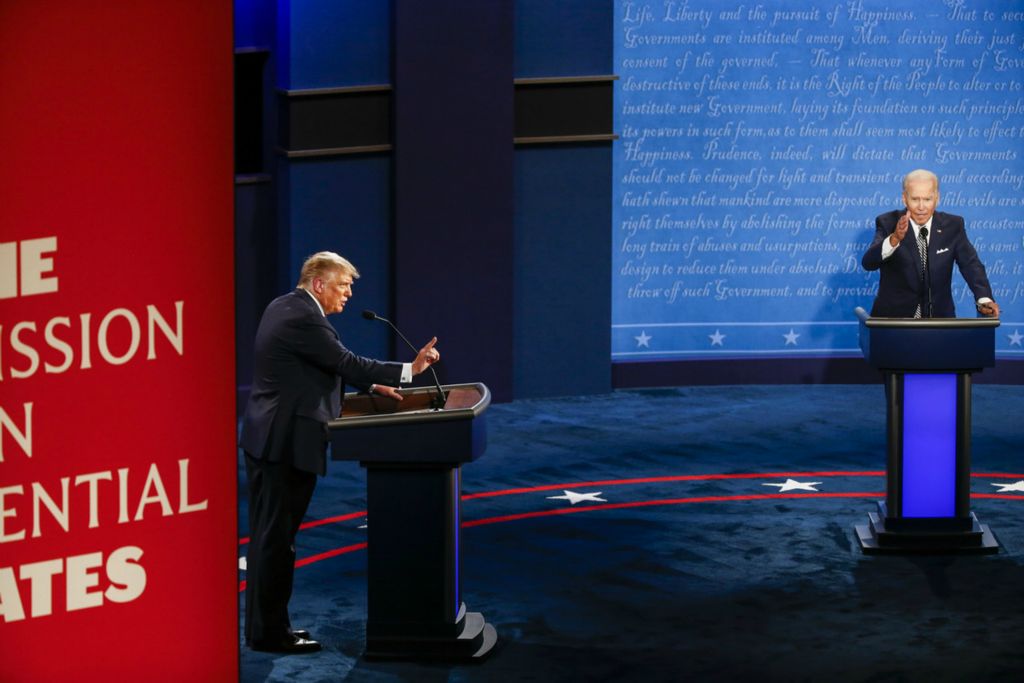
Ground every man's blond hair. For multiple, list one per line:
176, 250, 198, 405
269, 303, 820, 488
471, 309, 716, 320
297, 251, 359, 287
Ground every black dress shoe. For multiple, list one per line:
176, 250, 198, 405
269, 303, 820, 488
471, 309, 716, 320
250, 633, 322, 654
289, 628, 311, 640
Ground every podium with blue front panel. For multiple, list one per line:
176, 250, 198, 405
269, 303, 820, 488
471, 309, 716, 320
854, 308, 1000, 554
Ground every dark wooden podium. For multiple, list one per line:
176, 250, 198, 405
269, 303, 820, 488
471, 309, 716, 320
329, 382, 497, 659
854, 307, 1000, 554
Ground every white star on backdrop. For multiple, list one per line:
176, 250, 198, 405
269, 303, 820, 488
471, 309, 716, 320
547, 490, 607, 505
358, 518, 368, 529
635, 330, 652, 348
762, 478, 823, 492
783, 329, 800, 346
239, 556, 247, 571
1008, 330, 1023, 347
991, 480, 1024, 493
709, 329, 726, 346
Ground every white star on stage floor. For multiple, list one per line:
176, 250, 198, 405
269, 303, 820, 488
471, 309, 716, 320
762, 478, 823, 492
547, 490, 607, 505
991, 480, 1024, 493
709, 329, 726, 346
635, 330, 652, 348
783, 329, 800, 346
1008, 330, 1023, 347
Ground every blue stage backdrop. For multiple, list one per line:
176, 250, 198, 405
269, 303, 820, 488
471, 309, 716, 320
613, 1, 1024, 362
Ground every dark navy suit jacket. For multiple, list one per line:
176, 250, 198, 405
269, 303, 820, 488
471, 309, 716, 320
239, 289, 402, 475
861, 210, 992, 318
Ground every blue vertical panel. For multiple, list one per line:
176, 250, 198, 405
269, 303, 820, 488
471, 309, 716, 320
274, 0, 291, 88
514, 145, 612, 397
285, 156, 393, 362
902, 373, 957, 517
513, 0, 613, 398
235, 182, 279, 401
272, 1, 395, 366
515, 0, 612, 77
235, 0, 277, 408
235, 0, 275, 48
277, 0, 391, 89
393, 0, 515, 400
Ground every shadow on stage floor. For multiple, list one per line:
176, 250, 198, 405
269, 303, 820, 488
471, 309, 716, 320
238, 385, 1024, 682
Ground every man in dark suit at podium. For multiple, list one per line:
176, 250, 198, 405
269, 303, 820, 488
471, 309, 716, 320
240, 251, 440, 654
862, 169, 999, 319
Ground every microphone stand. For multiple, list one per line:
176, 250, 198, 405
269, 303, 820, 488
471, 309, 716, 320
362, 310, 447, 410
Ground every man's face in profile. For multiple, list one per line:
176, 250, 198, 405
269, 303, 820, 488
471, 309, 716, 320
902, 179, 940, 226
314, 270, 353, 315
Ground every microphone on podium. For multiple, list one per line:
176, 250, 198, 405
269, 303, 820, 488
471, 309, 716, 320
362, 310, 447, 410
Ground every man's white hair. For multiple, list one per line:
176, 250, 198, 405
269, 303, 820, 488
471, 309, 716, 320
902, 169, 939, 193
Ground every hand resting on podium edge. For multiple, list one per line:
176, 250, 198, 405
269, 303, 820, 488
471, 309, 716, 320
976, 301, 1000, 318
371, 384, 403, 401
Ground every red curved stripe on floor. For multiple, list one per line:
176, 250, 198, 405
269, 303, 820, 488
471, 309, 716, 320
239, 510, 367, 546
239, 542, 368, 592
238, 489, 1024, 591
239, 471, 1024, 544
239, 471, 881, 543
295, 542, 368, 569
462, 491, 884, 526
460, 471, 887, 500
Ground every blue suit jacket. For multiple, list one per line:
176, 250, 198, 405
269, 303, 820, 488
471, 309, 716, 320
861, 210, 992, 318
239, 289, 403, 475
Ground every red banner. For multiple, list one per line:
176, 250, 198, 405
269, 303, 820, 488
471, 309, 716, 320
0, 2, 236, 680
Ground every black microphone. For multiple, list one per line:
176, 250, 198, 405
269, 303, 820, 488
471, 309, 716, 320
919, 226, 933, 318
362, 310, 446, 410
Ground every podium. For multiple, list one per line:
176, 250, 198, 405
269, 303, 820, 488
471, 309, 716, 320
329, 383, 497, 659
853, 307, 1000, 554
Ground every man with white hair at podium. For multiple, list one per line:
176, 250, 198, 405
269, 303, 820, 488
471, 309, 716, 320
862, 168, 999, 319
239, 251, 440, 654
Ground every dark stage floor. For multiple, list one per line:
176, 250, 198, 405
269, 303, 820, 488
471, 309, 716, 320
238, 385, 1024, 682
